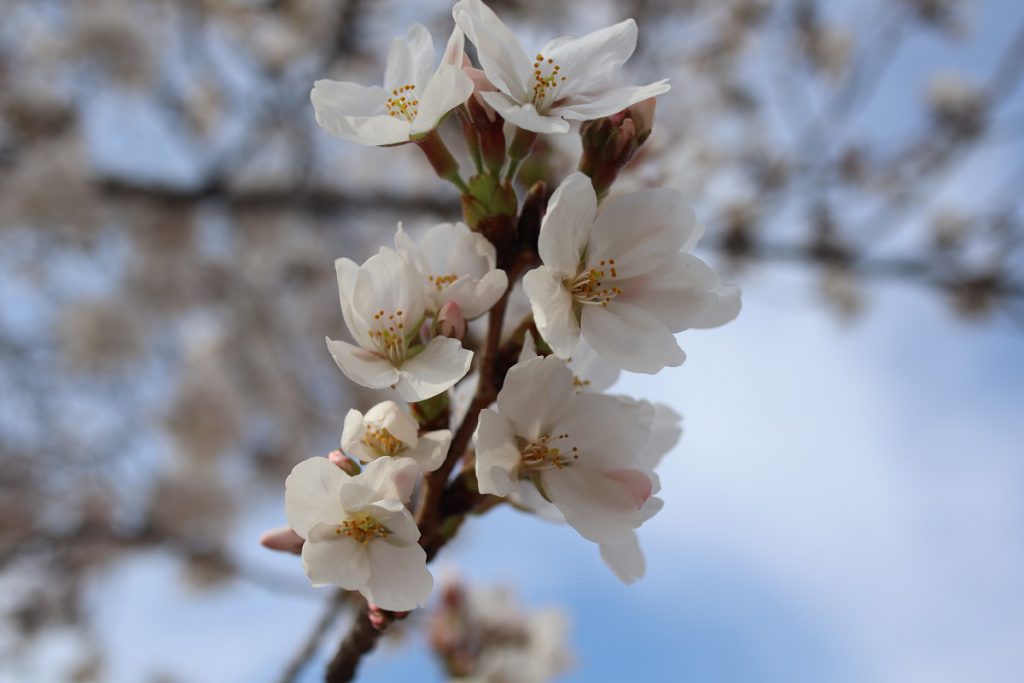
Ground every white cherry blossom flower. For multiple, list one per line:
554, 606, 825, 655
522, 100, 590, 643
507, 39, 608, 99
329, 246, 472, 402
312, 24, 473, 146
285, 456, 433, 611
453, 0, 670, 134
518, 331, 619, 393
523, 172, 741, 374
342, 400, 451, 472
474, 355, 654, 545
395, 222, 508, 320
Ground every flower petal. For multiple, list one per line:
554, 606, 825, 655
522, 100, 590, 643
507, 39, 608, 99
623, 253, 739, 333
326, 338, 400, 390
523, 266, 580, 359
395, 336, 473, 402
496, 355, 573, 440
555, 393, 648, 469
311, 80, 387, 140
301, 531, 369, 589
357, 456, 420, 503
599, 532, 645, 584
363, 541, 433, 611
384, 24, 434, 92
566, 340, 620, 393
555, 80, 670, 121
443, 268, 508, 320
542, 467, 641, 544
539, 172, 596, 276
474, 408, 522, 496
344, 115, 413, 146
285, 457, 349, 538
453, 0, 532, 102
364, 400, 419, 449
580, 302, 684, 374
692, 282, 742, 329
364, 501, 421, 545
544, 19, 638, 97
341, 408, 373, 461
480, 91, 570, 133
411, 65, 474, 135
588, 188, 694, 278
407, 430, 452, 472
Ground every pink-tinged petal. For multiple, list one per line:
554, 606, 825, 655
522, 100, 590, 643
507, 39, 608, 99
599, 533, 645, 584
523, 267, 580, 359
302, 528, 369, 589
544, 19, 638, 97
357, 456, 420, 503
496, 356, 574, 440
588, 188, 695, 278
623, 253, 739, 333
326, 338, 400, 390
441, 26, 467, 68
580, 301, 684, 374
259, 526, 304, 555
453, 0, 532, 101
285, 457, 349, 538
543, 467, 641, 544
411, 65, 474, 135
479, 91, 570, 133
539, 172, 596, 276
605, 468, 653, 508
555, 80, 670, 121
407, 430, 451, 472
363, 541, 433, 611
395, 336, 473, 402
474, 409, 522, 497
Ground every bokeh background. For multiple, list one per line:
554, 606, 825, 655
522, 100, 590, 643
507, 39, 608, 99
2, 0, 1023, 681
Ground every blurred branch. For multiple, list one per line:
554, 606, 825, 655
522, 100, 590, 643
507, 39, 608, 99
279, 590, 350, 683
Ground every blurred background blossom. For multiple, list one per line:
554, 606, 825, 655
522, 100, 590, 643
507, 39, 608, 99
0, 0, 1022, 681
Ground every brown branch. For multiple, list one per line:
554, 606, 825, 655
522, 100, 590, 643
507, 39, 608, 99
324, 601, 385, 683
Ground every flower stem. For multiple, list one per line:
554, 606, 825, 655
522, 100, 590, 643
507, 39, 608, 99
416, 129, 468, 193
505, 127, 538, 183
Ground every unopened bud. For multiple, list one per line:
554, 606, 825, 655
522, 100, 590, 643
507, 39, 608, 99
437, 301, 467, 340
579, 99, 658, 198
329, 449, 361, 476
368, 604, 409, 630
464, 68, 506, 174
259, 526, 304, 555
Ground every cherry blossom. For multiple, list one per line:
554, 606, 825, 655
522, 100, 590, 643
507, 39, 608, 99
395, 222, 508, 320
342, 400, 451, 472
329, 246, 473, 402
285, 456, 433, 611
474, 355, 654, 545
311, 24, 473, 146
453, 0, 670, 134
523, 172, 741, 374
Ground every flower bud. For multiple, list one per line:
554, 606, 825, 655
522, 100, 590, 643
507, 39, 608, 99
464, 68, 506, 174
579, 99, 658, 198
437, 301, 467, 340
328, 449, 361, 476
258, 526, 304, 555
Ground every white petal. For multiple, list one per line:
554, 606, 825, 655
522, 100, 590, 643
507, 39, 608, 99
301, 531, 369, 589
345, 115, 413, 146
539, 172, 596, 276
636, 402, 682, 473
623, 253, 740, 333
543, 468, 641, 544
544, 19, 638, 97
364, 400, 419, 448
443, 268, 508, 320
406, 430, 452, 472
588, 188, 695, 278
311, 80, 386, 141
556, 80, 670, 121
566, 340, 620, 393
518, 330, 539, 363
395, 337, 473, 402
580, 302, 684, 374
326, 338, 400, 390
363, 541, 433, 611
480, 91, 570, 133
522, 267, 580, 358
556, 393, 648, 469
364, 501, 421, 545
285, 457, 349, 538
496, 355, 573, 440
441, 26, 467, 68
453, 0, 532, 102
474, 409, 522, 496
412, 65, 474, 135
509, 479, 565, 523
352, 247, 426, 331
341, 408, 372, 461
599, 533, 646, 584
384, 24, 433, 92
357, 456, 420, 503
692, 282, 742, 329
335, 258, 365, 344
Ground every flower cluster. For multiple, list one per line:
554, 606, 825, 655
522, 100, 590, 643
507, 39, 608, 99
271, 0, 739, 630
